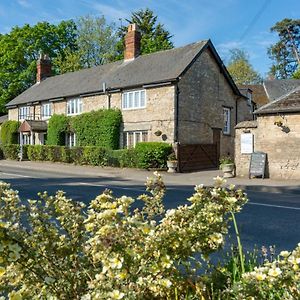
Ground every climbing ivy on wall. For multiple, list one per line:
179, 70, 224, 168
0, 120, 20, 144
47, 114, 70, 146
70, 109, 122, 149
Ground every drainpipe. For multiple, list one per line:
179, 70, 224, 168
174, 82, 179, 142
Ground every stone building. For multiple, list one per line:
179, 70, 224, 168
6, 24, 249, 171
235, 80, 300, 179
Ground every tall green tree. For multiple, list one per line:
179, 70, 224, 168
113, 8, 173, 60
55, 15, 117, 72
0, 21, 77, 113
226, 49, 262, 85
268, 18, 300, 79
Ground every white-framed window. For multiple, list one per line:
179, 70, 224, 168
20, 133, 31, 145
122, 90, 146, 110
67, 98, 83, 116
66, 132, 76, 147
41, 103, 52, 119
223, 107, 231, 135
19, 106, 31, 120
123, 131, 148, 148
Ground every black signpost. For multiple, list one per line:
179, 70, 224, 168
249, 152, 267, 179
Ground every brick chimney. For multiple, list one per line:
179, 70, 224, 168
36, 53, 52, 83
124, 24, 141, 61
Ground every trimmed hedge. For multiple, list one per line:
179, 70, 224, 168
1, 142, 172, 170
0, 120, 20, 145
1, 144, 28, 160
47, 114, 69, 146
135, 142, 172, 169
70, 109, 122, 149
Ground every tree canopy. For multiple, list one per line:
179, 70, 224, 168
55, 15, 118, 73
0, 20, 77, 113
113, 8, 174, 61
226, 49, 262, 85
268, 18, 300, 79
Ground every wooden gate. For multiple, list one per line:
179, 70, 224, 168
177, 143, 218, 172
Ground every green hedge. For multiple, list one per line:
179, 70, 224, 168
0, 120, 20, 145
70, 109, 122, 149
1, 144, 29, 160
135, 142, 172, 169
47, 114, 69, 146
1, 143, 172, 170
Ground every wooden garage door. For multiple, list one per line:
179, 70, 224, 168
178, 144, 218, 172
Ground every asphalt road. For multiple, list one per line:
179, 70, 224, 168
0, 165, 300, 259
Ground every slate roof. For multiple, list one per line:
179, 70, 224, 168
263, 79, 300, 102
238, 84, 269, 107
6, 40, 242, 107
255, 86, 300, 114
19, 120, 48, 132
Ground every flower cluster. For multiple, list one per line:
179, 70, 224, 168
0, 174, 247, 299
233, 243, 300, 299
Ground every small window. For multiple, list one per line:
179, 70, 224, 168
66, 132, 76, 147
223, 107, 231, 135
19, 106, 31, 120
67, 98, 83, 116
122, 90, 146, 110
123, 131, 148, 148
42, 103, 52, 119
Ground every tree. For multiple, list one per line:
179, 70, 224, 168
0, 21, 77, 113
113, 8, 174, 60
226, 49, 262, 85
55, 15, 118, 72
268, 18, 300, 79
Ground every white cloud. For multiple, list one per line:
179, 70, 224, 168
81, 0, 129, 20
17, 0, 31, 8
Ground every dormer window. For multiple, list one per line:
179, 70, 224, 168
67, 98, 83, 116
122, 90, 146, 110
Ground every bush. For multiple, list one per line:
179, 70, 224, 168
27, 145, 47, 161
135, 142, 172, 169
82, 146, 109, 166
0, 175, 248, 299
70, 109, 122, 149
111, 148, 138, 168
0, 120, 20, 145
2, 144, 20, 160
47, 114, 69, 146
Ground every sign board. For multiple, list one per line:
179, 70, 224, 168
241, 133, 253, 154
249, 152, 266, 179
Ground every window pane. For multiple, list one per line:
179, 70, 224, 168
140, 91, 145, 107
135, 132, 141, 145
142, 131, 148, 142
127, 132, 134, 148
134, 91, 139, 107
128, 92, 133, 108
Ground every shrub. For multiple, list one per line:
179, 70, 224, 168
82, 146, 109, 166
111, 148, 138, 168
47, 114, 69, 146
70, 109, 122, 149
0, 120, 20, 145
27, 145, 47, 161
135, 142, 172, 169
69, 147, 84, 164
0, 175, 248, 299
2, 144, 20, 160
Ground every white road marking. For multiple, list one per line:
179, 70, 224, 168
77, 182, 145, 192
248, 202, 300, 211
0, 172, 31, 178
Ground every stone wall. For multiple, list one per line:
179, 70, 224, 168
235, 114, 300, 179
8, 86, 175, 147
178, 48, 238, 157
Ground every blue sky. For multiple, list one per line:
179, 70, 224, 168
0, 0, 299, 77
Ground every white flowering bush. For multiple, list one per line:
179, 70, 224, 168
231, 244, 300, 300
0, 173, 247, 299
